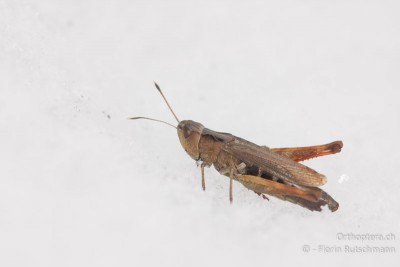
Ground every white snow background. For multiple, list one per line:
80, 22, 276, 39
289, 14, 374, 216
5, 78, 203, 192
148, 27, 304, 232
1, 0, 399, 266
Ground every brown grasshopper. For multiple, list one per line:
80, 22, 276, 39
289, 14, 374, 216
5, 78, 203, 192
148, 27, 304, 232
131, 82, 342, 212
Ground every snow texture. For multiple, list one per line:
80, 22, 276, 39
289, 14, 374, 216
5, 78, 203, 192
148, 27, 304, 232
1, 0, 399, 266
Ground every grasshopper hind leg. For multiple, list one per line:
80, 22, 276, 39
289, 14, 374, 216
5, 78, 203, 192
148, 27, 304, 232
255, 192, 269, 200
271, 141, 343, 162
236, 174, 339, 212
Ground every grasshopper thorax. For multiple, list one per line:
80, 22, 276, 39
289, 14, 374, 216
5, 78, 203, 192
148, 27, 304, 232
177, 120, 204, 160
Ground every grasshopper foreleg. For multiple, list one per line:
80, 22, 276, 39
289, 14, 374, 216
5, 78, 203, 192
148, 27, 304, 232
200, 163, 206, 191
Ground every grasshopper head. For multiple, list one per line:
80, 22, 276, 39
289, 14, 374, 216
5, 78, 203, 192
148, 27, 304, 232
177, 120, 204, 160
131, 83, 205, 161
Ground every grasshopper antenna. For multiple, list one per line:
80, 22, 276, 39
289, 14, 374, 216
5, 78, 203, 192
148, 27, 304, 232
129, 117, 177, 129
153, 81, 180, 123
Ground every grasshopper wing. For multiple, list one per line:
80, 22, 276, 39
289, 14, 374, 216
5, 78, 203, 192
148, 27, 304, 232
225, 141, 327, 187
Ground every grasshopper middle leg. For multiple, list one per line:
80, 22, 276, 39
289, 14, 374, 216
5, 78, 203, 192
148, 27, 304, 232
229, 168, 234, 203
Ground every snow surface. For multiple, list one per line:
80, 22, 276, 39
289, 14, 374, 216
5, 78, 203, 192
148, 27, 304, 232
1, 0, 399, 266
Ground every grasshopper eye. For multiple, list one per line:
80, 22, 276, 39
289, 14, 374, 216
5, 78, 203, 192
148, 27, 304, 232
183, 128, 192, 138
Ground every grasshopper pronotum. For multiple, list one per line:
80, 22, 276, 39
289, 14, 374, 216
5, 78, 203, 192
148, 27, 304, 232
131, 83, 342, 212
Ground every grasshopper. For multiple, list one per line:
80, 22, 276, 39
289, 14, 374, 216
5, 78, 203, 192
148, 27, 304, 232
131, 82, 342, 212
